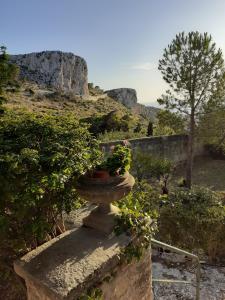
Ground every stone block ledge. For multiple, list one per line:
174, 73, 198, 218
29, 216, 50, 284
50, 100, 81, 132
14, 227, 135, 300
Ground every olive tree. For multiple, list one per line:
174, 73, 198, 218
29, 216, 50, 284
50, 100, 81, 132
158, 31, 225, 188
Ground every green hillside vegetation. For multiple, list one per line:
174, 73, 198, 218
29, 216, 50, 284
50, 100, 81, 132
3, 82, 150, 141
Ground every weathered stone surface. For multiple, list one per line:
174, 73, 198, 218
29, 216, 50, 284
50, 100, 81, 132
105, 88, 160, 120
101, 249, 152, 300
152, 251, 225, 300
106, 88, 137, 108
10, 51, 88, 96
14, 224, 152, 300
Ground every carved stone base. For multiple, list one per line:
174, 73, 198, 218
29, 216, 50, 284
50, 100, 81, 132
83, 204, 120, 234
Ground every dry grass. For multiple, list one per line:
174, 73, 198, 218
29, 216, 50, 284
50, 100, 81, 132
173, 156, 225, 191
4, 82, 147, 124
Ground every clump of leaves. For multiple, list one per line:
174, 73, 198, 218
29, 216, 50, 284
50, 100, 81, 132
131, 151, 173, 193
114, 181, 159, 263
158, 186, 225, 261
96, 144, 131, 176
104, 144, 131, 175
78, 287, 103, 300
154, 109, 185, 136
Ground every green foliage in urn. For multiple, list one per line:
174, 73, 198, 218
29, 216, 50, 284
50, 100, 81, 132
104, 145, 131, 175
97, 144, 131, 176
0, 110, 101, 258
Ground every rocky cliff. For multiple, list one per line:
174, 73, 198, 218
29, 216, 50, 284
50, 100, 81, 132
133, 103, 160, 120
106, 88, 137, 108
106, 88, 159, 120
10, 51, 88, 96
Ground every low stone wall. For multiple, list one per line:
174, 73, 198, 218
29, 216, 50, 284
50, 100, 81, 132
14, 223, 152, 300
101, 249, 152, 300
101, 135, 205, 163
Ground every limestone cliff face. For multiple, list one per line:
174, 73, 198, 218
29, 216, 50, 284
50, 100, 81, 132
133, 103, 160, 121
106, 88, 159, 120
10, 51, 88, 96
106, 88, 137, 108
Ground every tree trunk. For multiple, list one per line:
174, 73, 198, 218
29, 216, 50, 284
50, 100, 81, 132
186, 111, 195, 188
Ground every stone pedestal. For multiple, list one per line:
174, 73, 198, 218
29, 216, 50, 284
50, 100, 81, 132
76, 172, 135, 234
14, 226, 152, 300
83, 203, 120, 234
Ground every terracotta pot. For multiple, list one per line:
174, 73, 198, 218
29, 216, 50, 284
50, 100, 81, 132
77, 171, 135, 204
92, 170, 110, 180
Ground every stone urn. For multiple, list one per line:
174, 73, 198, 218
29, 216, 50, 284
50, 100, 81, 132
76, 171, 135, 234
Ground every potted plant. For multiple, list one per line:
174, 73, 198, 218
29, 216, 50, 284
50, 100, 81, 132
76, 143, 135, 234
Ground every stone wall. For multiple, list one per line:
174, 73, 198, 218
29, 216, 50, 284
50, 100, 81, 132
101, 249, 152, 300
14, 225, 152, 300
101, 135, 205, 163
10, 51, 89, 96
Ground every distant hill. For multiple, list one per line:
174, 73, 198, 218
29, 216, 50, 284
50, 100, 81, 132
4, 82, 147, 126
7, 50, 159, 125
105, 88, 159, 121
132, 103, 160, 121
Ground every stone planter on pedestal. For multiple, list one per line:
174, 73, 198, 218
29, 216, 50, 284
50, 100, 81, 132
13, 170, 153, 300
76, 171, 135, 234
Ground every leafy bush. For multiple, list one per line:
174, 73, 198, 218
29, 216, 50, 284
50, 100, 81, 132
131, 151, 173, 194
155, 109, 185, 135
0, 110, 101, 252
115, 181, 160, 263
0, 109, 101, 298
158, 186, 225, 261
204, 143, 225, 159
118, 181, 225, 262
153, 124, 175, 136
82, 110, 144, 138
117, 180, 161, 220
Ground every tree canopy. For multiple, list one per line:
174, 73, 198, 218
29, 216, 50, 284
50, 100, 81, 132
158, 31, 225, 187
158, 31, 225, 116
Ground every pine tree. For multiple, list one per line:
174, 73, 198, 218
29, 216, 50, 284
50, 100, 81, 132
158, 32, 225, 188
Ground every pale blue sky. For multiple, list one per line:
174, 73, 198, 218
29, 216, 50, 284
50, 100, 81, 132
1, 0, 225, 104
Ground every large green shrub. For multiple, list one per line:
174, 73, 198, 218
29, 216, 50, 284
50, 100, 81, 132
82, 110, 141, 137
117, 180, 161, 220
131, 151, 173, 194
158, 186, 225, 261
154, 110, 185, 136
0, 109, 101, 299
0, 110, 101, 253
